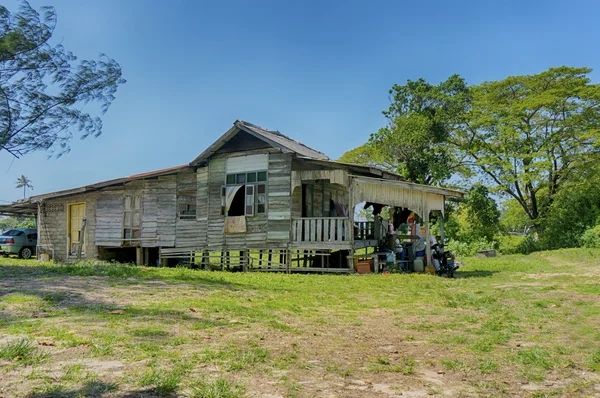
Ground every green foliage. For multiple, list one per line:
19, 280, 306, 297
15, 175, 33, 198
497, 234, 527, 255
339, 75, 469, 184
500, 199, 532, 234
446, 238, 495, 257
0, 1, 125, 157
442, 185, 500, 250
0, 216, 36, 231
580, 225, 600, 248
190, 378, 245, 398
463, 184, 500, 242
0, 338, 48, 365
454, 66, 600, 228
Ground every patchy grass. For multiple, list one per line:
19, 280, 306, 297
0, 248, 599, 396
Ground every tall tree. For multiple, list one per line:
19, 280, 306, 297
15, 174, 32, 198
339, 75, 470, 184
0, 1, 125, 158
454, 66, 600, 228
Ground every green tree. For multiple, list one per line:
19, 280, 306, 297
463, 184, 500, 242
15, 174, 32, 198
499, 199, 533, 234
454, 66, 600, 229
339, 75, 470, 184
0, 1, 125, 157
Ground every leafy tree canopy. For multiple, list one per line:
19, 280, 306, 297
455, 66, 600, 227
0, 1, 125, 158
344, 66, 600, 233
340, 75, 470, 184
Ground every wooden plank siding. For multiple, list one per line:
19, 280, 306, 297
96, 191, 124, 247
207, 157, 226, 248
175, 171, 204, 248
156, 175, 177, 247
37, 193, 98, 262
141, 180, 159, 246
267, 152, 292, 242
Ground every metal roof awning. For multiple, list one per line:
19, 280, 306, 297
350, 176, 464, 218
0, 202, 37, 217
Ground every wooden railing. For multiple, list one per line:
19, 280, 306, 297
354, 221, 375, 240
354, 219, 388, 241
291, 217, 348, 244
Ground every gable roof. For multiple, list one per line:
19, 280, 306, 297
190, 120, 329, 166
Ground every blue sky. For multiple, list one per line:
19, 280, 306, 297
1, 0, 599, 202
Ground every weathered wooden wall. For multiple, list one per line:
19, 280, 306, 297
36, 149, 356, 263
96, 190, 124, 247
266, 152, 292, 242
37, 193, 98, 262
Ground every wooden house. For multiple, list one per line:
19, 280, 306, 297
1, 120, 463, 272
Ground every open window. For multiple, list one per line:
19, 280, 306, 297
178, 191, 196, 220
222, 171, 267, 217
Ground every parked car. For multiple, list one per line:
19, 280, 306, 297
0, 228, 37, 259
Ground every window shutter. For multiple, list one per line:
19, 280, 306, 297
221, 186, 226, 216
257, 183, 266, 214
245, 185, 255, 216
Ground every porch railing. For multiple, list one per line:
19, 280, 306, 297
354, 221, 375, 240
291, 217, 348, 244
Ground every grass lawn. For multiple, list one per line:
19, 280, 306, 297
1, 249, 599, 397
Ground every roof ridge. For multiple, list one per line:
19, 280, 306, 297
237, 120, 329, 159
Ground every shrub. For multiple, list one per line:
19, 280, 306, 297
497, 235, 526, 255
447, 238, 496, 257
580, 225, 600, 248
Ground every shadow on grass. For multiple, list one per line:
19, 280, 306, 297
455, 270, 497, 278
26, 381, 172, 397
0, 264, 247, 328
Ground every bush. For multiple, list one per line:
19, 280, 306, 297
581, 225, 600, 248
446, 238, 496, 257
498, 235, 526, 255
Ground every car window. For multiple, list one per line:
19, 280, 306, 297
2, 230, 24, 236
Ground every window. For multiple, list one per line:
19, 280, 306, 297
178, 192, 196, 219
222, 171, 267, 217
2, 230, 24, 236
123, 194, 141, 241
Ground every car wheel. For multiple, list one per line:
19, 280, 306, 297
19, 247, 33, 259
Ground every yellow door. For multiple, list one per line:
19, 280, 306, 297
69, 203, 86, 253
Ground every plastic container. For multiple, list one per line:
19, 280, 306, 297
413, 257, 424, 272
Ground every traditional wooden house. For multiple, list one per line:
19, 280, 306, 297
1, 120, 463, 272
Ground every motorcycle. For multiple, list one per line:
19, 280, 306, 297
432, 243, 459, 278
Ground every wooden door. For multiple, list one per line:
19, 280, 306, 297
69, 203, 86, 253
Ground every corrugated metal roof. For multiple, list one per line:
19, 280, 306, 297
190, 120, 330, 165
16, 164, 190, 204
235, 120, 329, 161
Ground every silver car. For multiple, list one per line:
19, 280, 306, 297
0, 228, 38, 259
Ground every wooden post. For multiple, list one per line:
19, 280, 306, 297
268, 249, 272, 269
76, 217, 87, 260
439, 210, 445, 243
424, 208, 431, 268
202, 250, 209, 270
220, 251, 225, 271
241, 250, 248, 272
136, 247, 143, 266
347, 182, 355, 272
286, 249, 291, 274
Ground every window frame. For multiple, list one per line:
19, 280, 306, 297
123, 193, 142, 243
223, 170, 268, 217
